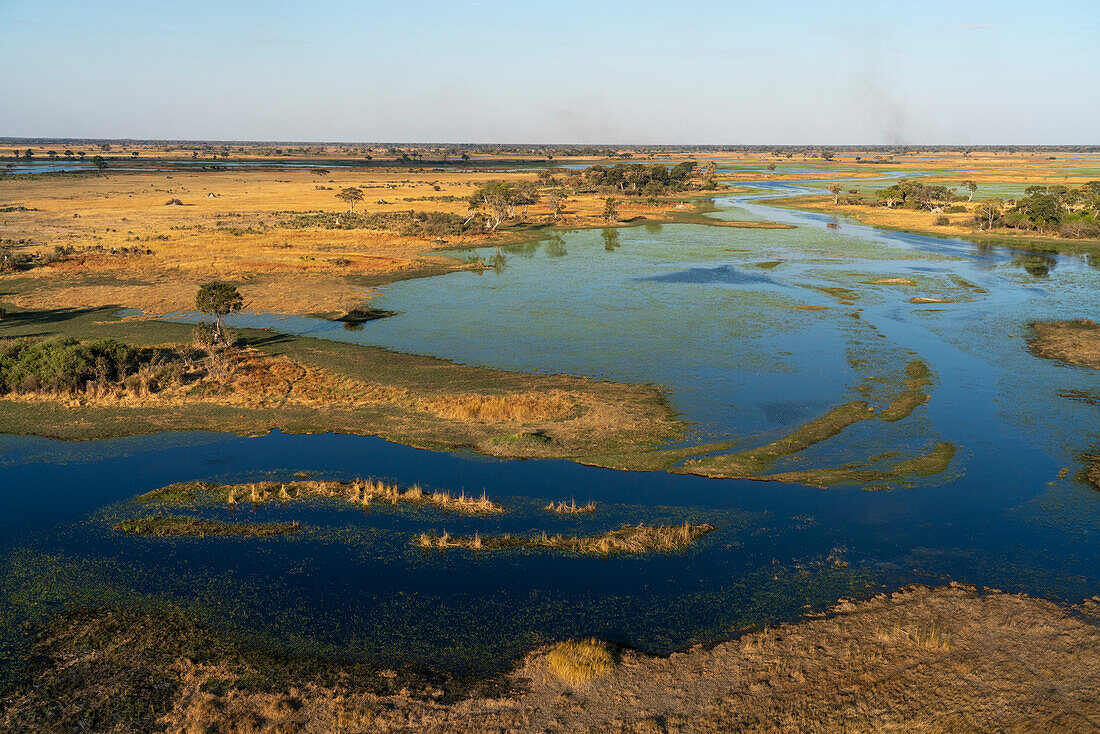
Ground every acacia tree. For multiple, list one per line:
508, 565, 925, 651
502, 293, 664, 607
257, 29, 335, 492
196, 282, 243, 343
467, 181, 518, 230
964, 180, 978, 201
828, 183, 843, 204
91, 155, 108, 175
336, 187, 364, 212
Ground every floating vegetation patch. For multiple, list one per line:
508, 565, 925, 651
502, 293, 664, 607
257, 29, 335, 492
544, 499, 597, 515
114, 516, 300, 537
1060, 390, 1100, 407
335, 306, 395, 324
414, 523, 715, 555
137, 479, 504, 515
1027, 319, 1100, 369
545, 639, 615, 684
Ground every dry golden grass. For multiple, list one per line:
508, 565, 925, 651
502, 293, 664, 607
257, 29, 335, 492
545, 640, 615, 685
420, 391, 575, 422
544, 499, 597, 514
414, 522, 714, 554
156, 478, 505, 515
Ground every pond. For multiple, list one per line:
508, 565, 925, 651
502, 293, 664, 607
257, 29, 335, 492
2, 179, 1097, 685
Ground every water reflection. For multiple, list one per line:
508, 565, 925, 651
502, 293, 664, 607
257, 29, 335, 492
601, 228, 621, 251
545, 233, 568, 258
1014, 253, 1056, 278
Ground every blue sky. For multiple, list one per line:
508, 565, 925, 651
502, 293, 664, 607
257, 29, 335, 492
1, 0, 1096, 143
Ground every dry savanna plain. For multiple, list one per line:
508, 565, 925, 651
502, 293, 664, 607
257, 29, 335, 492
1, 144, 1099, 732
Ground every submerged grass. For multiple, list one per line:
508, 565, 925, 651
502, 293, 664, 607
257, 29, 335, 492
114, 516, 300, 537
138, 479, 504, 515
414, 522, 714, 555
678, 360, 938, 482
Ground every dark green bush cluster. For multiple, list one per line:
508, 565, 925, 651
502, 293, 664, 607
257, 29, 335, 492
0, 338, 140, 394
280, 210, 484, 236
555, 161, 714, 196
973, 183, 1100, 237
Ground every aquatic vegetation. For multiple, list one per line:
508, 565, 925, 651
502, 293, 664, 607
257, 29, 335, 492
114, 515, 300, 537
1026, 319, 1100, 369
544, 499, 597, 514
679, 360, 936, 482
414, 522, 714, 555
761, 442, 957, 489
545, 639, 615, 684
138, 479, 505, 515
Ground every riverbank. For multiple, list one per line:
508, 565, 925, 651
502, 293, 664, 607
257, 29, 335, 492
2, 584, 1096, 733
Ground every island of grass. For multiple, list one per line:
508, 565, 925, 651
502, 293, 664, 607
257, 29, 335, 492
0, 308, 685, 467
1027, 319, 1100, 369
114, 516, 300, 537
414, 522, 714, 555
3, 584, 1098, 732
139, 478, 503, 514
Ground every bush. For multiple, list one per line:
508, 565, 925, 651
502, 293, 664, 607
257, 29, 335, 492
934, 215, 950, 226
946, 205, 967, 214
0, 338, 140, 394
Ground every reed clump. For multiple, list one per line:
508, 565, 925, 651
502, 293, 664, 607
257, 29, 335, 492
544, 499, 597, 514
545, 639, 615, 685
414, 522, 714, 555
139, 479, 504, 515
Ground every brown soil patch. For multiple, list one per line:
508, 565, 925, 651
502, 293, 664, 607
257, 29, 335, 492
1028, 319, 1100, 369
3, 585, 1098, 733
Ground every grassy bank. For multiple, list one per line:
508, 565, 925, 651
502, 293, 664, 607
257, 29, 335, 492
3, 585, 1097, 732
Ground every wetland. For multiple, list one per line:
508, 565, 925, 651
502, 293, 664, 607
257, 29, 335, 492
1, 148, 1099, 730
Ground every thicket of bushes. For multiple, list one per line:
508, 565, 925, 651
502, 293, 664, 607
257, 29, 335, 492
280, 210, 484, 236
0, 338, 179, 395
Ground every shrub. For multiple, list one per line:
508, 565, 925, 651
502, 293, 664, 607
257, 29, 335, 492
0, 338, 140, 394
934, 215, 950, 226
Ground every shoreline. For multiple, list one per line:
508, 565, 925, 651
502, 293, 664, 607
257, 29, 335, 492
3, 583, 1097, 732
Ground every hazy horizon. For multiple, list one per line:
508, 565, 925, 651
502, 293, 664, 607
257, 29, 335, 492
2, 0, 1097, 145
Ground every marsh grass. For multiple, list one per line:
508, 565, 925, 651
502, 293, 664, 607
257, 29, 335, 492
545, 639, 615, 685
138, 479, 504, 515
414, 522, 714, 555
544, 499, 597, 515
680, 360, 938, 482
114, 515, 300, 537
421, 392, 574, 422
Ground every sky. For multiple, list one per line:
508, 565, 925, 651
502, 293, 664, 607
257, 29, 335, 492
1, 0, 1097, 145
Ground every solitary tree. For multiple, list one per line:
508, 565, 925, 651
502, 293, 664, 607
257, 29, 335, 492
91, 155, 108, 175
196, 282, 243, 340
311, 168, 330, 177
543, 191, 565, 219
131, 151, 139, 158
77, 151, 86, 160
336, 187, 364, 212
767, 163, 777, 173
964, 180, 978, 201
23, 149, 33, 159
828, 183, 843, 204
603, 197, 619, 223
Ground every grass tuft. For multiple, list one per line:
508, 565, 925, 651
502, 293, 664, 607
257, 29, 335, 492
546, 639, 615, 685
